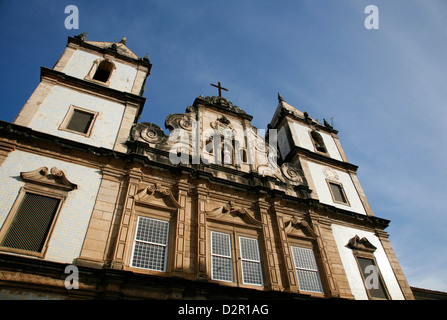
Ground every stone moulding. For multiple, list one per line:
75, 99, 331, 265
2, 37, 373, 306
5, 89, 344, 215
283, 216, 318, 239
20, 167, 77, 191
347, 235, 377, 253
133, 183, 181, 209
205, 201, 263, 228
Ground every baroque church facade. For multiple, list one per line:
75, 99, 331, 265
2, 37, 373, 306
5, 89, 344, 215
0, 35, 414, 300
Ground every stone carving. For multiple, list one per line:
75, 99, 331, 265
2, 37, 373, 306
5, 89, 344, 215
20, 167, 77, 191
206, 201, 263, 227
165, 106, 197, 132
323, 166, 339, 181
347, 235, 377, 253
131, 122, 168, 145
281, 163, 305, 185
283, 216, 318, 238
134, 183, 181, 209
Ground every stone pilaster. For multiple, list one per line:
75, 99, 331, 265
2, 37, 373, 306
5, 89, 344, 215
256, 197, 282, 291
375, 229, 415, 300
309, 213, 355, 299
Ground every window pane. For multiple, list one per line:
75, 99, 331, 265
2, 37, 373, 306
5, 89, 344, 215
132, 241, 167, 271
240, 237, 263, 285
1, 193, 60, 252
291, 246, 323, 293
357, 257, 389, 299
329, 183, 347, 203
212, 255, 233, 282
211, 231, 233, 281
66, 110, 94, 134
131, 217, 169, 271
211, 232, 231, 257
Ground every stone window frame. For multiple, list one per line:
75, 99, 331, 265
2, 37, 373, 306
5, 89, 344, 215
0, 167, 77, 258
347, 235, 391, 300
59, 105, 99, 138
326, 179, 351, 206
84, 57, 117, 87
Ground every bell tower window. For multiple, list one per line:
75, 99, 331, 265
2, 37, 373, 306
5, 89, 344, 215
93, 60, 114, 82
85, 58, 116, 86
310, 130, 328, 154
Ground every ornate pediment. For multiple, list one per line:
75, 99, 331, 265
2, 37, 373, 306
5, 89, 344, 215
20, 167, 77, 191
347, 235, 377, 253
206, 201, 263, 228
283, 217, 318, 239
134, 184, 181, 210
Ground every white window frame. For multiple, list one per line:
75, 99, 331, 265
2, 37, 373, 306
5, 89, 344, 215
130, 216, 169, 272
239, 236, 263, 286
291, 246, 324, 293
210, 231, 234, 282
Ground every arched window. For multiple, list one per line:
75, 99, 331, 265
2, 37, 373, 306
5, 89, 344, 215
92, 60, 114, 82
310, 130, 328, 154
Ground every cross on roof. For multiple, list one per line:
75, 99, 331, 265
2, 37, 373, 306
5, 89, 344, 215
210, 82, 228, 98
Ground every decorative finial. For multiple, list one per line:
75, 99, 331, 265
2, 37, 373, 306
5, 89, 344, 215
75, 32, 87, 41
143, 53, 149, 60
120, 36, 127, 45
278, 92, 284, 101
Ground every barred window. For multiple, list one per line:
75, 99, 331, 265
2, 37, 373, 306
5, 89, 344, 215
211, 231, 233, 282
0, 193, 60, 253
291, 246, 323, 293
239, 237, 263, 285
131, 216, 169, 272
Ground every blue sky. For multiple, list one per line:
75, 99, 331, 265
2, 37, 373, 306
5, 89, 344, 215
0, 0, 446, 292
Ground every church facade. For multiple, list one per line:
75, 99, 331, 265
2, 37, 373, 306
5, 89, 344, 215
0, 35, 414, 300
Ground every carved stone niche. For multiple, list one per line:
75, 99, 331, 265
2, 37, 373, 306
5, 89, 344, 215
20, 167, 77, 191
347, 235, 377, 253
283, 216, 318, 239
205, 201, 262, 229
133, 183, 181, 211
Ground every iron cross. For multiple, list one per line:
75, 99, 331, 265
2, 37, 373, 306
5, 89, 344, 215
210, 82, 228, 97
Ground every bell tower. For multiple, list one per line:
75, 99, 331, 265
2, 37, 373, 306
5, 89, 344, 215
269, 93, 373, 215
13, 34, 152, 153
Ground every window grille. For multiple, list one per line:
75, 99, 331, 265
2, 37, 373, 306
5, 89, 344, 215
131, 216, 169, 271
211, 231, 233, 282
0, 193, 60, 253
239, 237, 263, 285
291, 246, 323, 293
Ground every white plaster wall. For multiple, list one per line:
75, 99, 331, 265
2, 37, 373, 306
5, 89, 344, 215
307, 161, 366, 215
331, 224, 405, 300
62, 49, 138, 93
28, 85, 124, 149
291, 122, 343, 161
0, 151, 102, 264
